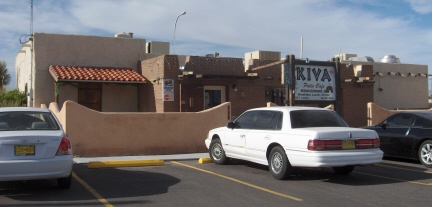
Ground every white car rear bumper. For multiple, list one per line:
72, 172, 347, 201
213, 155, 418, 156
0, 155, 73, 181
286, 149, 383, 167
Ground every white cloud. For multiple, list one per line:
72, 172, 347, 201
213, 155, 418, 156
405, 0, 432, 14
1, 0, 432, 90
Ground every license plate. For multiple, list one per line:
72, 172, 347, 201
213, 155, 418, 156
15, 145, 35, 156
342, 140, 355, 149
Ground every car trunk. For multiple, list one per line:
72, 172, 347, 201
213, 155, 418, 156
0, 130, 64, 160
292, 127, 378, 140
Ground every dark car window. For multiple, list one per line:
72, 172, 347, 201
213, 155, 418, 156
290, 110, 348, 128
251, 111, 283, 130
234, 111, 259, 129
413, 118, 423, 127
276, 113, 283, 130
0, 111, 59, 131
385, 114, 415, 126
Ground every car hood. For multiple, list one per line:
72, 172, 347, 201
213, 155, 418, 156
209, 126, 228, 133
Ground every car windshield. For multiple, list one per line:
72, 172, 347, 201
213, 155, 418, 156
290, 110, 348, 128
0, 111, 59, 131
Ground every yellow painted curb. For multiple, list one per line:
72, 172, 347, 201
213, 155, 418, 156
198, 158, 213, 164
88, 159, 164, 169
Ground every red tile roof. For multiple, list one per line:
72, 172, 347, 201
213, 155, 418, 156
49, 65, 146, 83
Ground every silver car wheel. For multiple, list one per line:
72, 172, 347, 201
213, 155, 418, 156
420, 143, 432, 164
271, 152, 283, 174
211, 142, 223, 161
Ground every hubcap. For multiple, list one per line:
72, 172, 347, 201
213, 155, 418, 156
271, 152, 283, 173
421, 143, 432, 164
212, 143, 223, 160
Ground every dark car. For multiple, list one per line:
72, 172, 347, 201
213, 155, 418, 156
362, 112, 432, 168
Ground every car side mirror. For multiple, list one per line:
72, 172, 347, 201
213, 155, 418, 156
379, 123, 389, 129
227, 122, 236, 129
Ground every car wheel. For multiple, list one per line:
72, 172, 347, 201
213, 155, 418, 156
418, 140, 432, 168
57, 173, 72, 189
209, 139, 227, 165
268, 146, 292, 180
332, 166, 355, 175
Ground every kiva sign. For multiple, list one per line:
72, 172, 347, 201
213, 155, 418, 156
295, 65, 336, 101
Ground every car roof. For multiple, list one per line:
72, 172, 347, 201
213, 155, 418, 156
0, 107, 51, 113
397, 111, 432, 119
246, 106, 331, 113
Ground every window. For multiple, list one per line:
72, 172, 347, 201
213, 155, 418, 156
234, 111, 258, 129
0, 111, 59, 131
265, 87, 285, 106
385, 114, 415, 126
413, 119, 423, 127
290, 110, 348, 128
252, 111, 283, 130
78, 83, 102, 111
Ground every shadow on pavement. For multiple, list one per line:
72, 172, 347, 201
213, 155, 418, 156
0, 164, 180, 205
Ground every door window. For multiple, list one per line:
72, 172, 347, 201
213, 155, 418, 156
234, 111, 258, 129
385, 114, 415, 126
251, 111, 283, 130
204, 86, 226, 109
78, 83, 102, 111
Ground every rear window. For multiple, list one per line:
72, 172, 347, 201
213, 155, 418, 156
0, 111, 60, 131
290, 110, 348, 128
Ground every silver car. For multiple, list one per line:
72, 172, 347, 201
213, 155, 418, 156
0, 107, 73, 189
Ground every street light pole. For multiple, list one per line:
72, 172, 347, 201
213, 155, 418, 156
174, 11, 186, 54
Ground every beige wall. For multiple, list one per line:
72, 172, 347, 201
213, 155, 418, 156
59, 84, 78, 104
343, 61, 428, 110
49, 101, 231, 157
372, 62, 428, 109
367, 102, 432, 126
20, 33, 147, 108
15, 43, 32, 105
102, 84, 138, 112
244, 50, 281, 71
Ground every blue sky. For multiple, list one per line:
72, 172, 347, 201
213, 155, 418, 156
1, 0, 432, 90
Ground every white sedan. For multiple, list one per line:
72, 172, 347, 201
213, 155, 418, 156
205, 106, 383, 179
0, 107, 73, 189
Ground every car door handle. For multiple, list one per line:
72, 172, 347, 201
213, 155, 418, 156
265, 136, 270, 140
240, 134, 246, 138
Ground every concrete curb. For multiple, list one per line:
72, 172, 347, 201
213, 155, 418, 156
198, 158, 213, 164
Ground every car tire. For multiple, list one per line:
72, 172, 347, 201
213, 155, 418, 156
332, 166, 355, 175
57, 173, 72, 189
418, 140, 432, 168
209, 139, 228, 165
268, 146, 292, 180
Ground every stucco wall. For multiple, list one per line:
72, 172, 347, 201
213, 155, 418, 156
102, 84, 138, 112
344, 61, 428, 110
339, 64, 374, 127
372, 62, 428, 109
15, 43, 32, 93
49, 101, 231, 157
367, 102, 432, 126
31, 33, 147, 108
59, 84, 78, 104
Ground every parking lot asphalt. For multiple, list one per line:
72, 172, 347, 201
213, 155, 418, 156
73, 153, 210, 168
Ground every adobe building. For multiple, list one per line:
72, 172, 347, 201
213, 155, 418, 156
15, 33, 171, 111
15, 33, 429, 127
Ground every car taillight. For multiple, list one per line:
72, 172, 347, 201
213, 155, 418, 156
308, 140, 343, 150
356, 138, 380, 149
56, 137, 71, 156
308, 138, 380, 151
